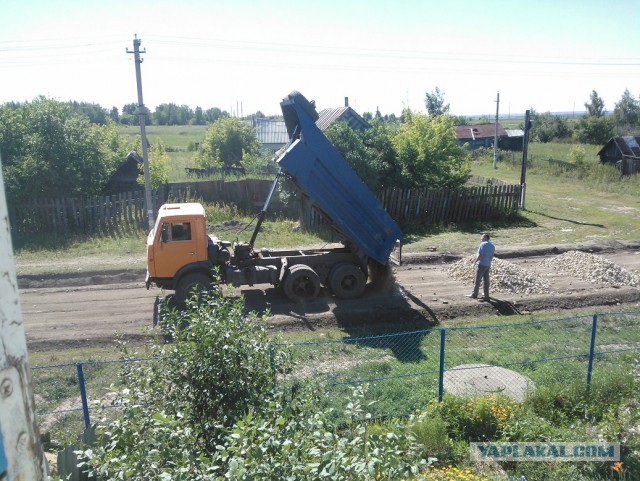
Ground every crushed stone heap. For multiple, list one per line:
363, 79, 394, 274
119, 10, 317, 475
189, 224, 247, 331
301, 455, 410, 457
446, 256, 550, 295
541, 250, 640, 288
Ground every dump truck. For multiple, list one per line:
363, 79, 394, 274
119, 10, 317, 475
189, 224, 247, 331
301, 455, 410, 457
146, 91, 402, 304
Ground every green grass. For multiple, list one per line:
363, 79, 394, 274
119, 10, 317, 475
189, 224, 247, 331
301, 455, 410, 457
283, 310, 640, 421
404, 147, 640, 253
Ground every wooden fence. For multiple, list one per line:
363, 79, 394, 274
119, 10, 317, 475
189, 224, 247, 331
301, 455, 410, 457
9, 180, 521, 237
303, 183, 522, 231
158, 179, 273, 208
9, 179, 274, 236
9, 190, 153, 236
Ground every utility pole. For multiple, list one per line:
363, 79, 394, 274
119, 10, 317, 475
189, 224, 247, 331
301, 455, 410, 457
127, 35, 154, 231
520, 109, 532, 209
0, 156, 48, 480
493, 91, 500, 169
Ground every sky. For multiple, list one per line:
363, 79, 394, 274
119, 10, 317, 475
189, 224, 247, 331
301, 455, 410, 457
1, 0, 639, 118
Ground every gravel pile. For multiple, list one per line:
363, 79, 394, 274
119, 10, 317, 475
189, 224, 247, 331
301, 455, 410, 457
446, 256, 550, 295
541, 250, 640, 288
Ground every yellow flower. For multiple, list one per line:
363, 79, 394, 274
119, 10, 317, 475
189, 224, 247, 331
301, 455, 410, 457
612, 461, 624, 472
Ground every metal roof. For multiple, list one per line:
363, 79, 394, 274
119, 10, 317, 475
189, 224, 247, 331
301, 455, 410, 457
315, 107, 370, 131
505, 129, 524, 138
254, 118, 289, 145
597, 136, 640, 159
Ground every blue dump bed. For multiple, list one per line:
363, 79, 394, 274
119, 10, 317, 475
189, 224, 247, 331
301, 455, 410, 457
277, 92, 402, 266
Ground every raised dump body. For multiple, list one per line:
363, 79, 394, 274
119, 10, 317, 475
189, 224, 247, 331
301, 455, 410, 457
278, 92, 402, 265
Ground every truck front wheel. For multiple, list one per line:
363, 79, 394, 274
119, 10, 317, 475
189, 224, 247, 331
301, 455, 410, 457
283, 265, 321, 302
329, 263, 366, 299
176, 272, 213, 305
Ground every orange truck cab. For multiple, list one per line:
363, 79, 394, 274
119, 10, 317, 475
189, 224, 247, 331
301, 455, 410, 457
146, 203, 224, 303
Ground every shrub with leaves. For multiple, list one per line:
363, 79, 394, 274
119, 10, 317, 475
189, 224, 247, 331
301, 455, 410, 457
154, 293, 290, 448
81, 294, 427, 480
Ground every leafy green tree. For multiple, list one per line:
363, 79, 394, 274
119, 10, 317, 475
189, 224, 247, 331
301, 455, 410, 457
193, 106, 205, 125
109, 106, 120, 123
424, 86, 450, 116
325, 121, 382, 190
68, 101, 108, 125
530, 110, 571, 142
573, 115, 614, 145
613, 89, 640, 129
120, 103, 151, 125
196, 117, 260, 169
137, 140, 170, 189
153, 103, 194, 125
392, 112, 470, 188
584, 90, 606, 117
0, 97, 129, 204
325, 119, 401, 191
204, 107, 229, 123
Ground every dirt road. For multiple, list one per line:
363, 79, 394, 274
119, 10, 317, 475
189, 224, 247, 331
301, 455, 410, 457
18, 242, 640, 350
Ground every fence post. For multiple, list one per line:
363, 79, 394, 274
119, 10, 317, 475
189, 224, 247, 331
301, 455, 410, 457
438, 329, 446, 402
76, 363, 91, 429
585, 314, 598, 395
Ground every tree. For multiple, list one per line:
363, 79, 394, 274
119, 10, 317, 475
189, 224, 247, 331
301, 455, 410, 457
69, 101, 108, 125
120, 103, 151, 125
192, 106, 205, 125
0, 97, 130, 204
109, 106, 120, 123
392, 112, 470, 188
574, 115, 614, 145
584, 90, 606, 117
530, 110, 571, 143
325, 119, 401, 191
424, 87, 450, 116
204, 107, 228, 123
613, 89, 640, 129
137, 140, 170, 189
196, 117, 260, 169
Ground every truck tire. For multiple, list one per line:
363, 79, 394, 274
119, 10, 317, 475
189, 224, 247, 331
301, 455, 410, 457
329, 263, 366, 299
176, 272, 212, 305
283, 265, 321, 302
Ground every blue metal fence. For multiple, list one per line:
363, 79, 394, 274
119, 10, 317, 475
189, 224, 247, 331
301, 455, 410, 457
31, 310, 640, 434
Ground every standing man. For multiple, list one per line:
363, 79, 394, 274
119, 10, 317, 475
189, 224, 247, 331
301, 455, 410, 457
467, 233, 495, 300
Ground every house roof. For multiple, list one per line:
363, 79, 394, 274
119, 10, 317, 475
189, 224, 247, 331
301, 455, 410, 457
504, 129, 524, 138
455, 123, 507, 140
254, 118, 289, 145
597, 136, 640, 158
316, 107, 370, 131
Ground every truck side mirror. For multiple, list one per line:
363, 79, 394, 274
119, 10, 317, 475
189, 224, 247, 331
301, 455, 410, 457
161, 224, 169, 243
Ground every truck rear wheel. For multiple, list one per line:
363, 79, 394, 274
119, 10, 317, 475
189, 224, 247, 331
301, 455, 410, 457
283, 265, 320, 302
176, 272, 213, 305
329, 263, 366, 299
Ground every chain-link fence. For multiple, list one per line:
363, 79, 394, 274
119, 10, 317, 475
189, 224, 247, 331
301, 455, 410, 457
31, 311, 640, 437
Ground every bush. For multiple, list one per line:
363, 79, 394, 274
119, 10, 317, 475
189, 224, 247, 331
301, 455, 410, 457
82, 294, 428, 480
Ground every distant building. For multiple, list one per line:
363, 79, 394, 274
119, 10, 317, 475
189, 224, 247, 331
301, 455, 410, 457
255, 97, 370, 153
597, 136, 640, 175
455, 123, 507, 150
501, 129, 525, 151
103, 151, 142, 194
316, 97, 370, 132
254, 118, 289, 154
